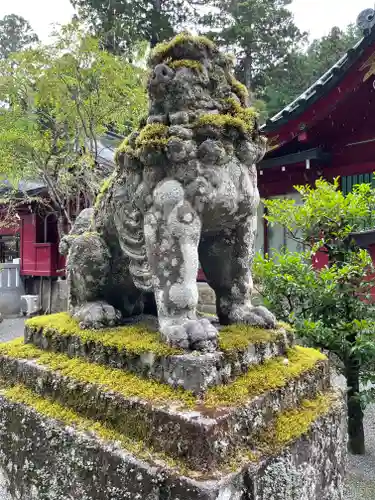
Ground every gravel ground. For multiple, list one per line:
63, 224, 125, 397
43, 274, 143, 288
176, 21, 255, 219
0, 317, 373, 499
0, 317, 25, 343
345, 404, 375, 500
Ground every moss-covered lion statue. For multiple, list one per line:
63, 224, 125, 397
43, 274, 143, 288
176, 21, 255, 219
59, 34, 276, 351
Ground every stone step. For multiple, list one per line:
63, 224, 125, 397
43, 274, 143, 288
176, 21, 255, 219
0, 339, 330, 471
24, 313, 295, 394
0, 381, 345, 500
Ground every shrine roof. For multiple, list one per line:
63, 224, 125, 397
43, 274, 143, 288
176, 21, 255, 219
262, 8, 375, 135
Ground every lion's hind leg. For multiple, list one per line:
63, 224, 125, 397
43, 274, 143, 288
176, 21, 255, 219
199, 215, 276, 329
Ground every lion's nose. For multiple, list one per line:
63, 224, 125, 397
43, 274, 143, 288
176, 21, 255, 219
151, 64, 174, 84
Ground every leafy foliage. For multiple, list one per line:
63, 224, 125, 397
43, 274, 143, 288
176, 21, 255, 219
199, 0, 305, 91
70, 0, 200, 54
262, 25, 362, 116
68, 0, 363, 119
0, 14, 38, 60
253, 178, 375, 453
0, 22, 147, 230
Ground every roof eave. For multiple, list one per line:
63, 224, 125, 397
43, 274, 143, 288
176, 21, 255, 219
261, 24, 375, 134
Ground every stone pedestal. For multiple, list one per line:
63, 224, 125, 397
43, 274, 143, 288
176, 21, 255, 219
0, 313, 346, 500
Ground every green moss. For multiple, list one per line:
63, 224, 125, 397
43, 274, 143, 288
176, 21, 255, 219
229, 75, 249, 105
26, 313, 181, 357
25, 313, 289, 359
135, 123, 168, 144
274, 394, 332, 444
218, 324, 281, 353
258, 393, 334, 453
229, 392, 335, 468
94, 172, 116, 209
194, 113, 253, 135
115, 137, 138, 164
2, 383, 182, 470
204, 346, 326, 408
0, 337, 42, 359
135, 123, 170, 151
169, 59, 204, 72
150, 34, 215, 65
0, 338, 195, 408
1, 337, 326, 415
223, 97, 258, 132
0, 381, 336, 478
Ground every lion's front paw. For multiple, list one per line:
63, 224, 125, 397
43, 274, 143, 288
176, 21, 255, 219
73, 301, 121, 329
161, 318, 218, 352
229, 305, 277, 329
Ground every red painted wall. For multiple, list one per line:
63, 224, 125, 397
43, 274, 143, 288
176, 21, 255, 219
20, 213, 63, 277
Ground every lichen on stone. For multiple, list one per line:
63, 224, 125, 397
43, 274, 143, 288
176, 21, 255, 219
204, 346, 327, 408
1, 383, 182, 471
150, 33, 215, 65
25, 313, 181, 357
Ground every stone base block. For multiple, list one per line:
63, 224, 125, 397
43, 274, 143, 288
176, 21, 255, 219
0, 349, 330, 471
25, 314, 294, 394
0, 389, 346, 500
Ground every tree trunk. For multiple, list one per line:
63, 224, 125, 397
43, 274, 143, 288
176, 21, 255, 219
345, 356, 365, 454
243, 53, 252, 93
150, 0, 161, 48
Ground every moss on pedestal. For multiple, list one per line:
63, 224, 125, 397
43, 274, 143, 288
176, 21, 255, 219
256, 393, 334, 455
26, 313, 181, 356
26, 313, 289, 357
0, 380, 338, 479
218, 323, 283, 352
1, 333, 325, 410
204, 346, 326, 408
0, 338, 196, 407
1, 383, 181, 471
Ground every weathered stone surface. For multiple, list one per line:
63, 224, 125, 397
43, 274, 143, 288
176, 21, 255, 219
0, 352, 330, 471
25, 323, 294, 394
0, 390, 346, 500
62, 34, 277, 351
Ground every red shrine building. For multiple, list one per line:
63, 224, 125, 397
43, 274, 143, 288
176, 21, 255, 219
257, 8, 375, 262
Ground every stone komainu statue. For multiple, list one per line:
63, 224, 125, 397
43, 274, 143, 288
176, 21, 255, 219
60, 34, 276, 351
